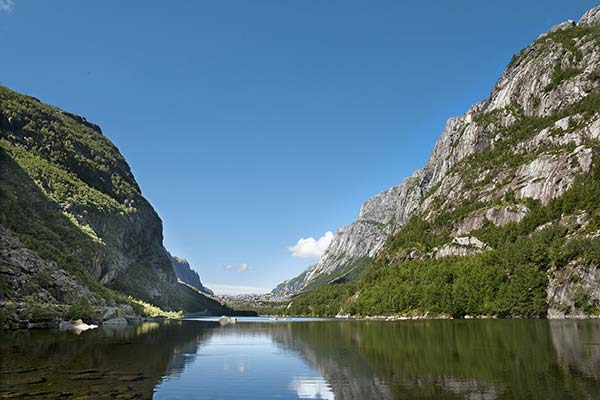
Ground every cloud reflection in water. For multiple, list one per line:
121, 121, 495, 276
291, 377, 335, 399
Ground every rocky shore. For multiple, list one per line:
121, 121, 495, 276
0, 301, 175, 331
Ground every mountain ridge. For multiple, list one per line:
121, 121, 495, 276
0, 85, 232, 319
277, 6, 600, 318
168, 252, 214, 296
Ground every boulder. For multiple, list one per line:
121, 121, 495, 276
102, 307, 118, 320
218, 316, 237, 325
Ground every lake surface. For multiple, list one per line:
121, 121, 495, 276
1, 318, 600, 399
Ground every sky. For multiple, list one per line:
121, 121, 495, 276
1, 1, 597, 294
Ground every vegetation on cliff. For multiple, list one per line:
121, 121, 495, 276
284, 20, 600, 318
0, 85, 233, 324
287, 153, 600, 317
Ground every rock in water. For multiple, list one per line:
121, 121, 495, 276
218, 316, 237, 326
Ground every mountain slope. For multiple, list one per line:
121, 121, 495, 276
282, 6, 600, 318
168, 252, 214, 295
0, 86, 228, 314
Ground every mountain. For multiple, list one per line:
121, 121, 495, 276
280, 6, 600, 318
272, 268, 311, 296
167, 252, 214, 295
0, 85, 230, 315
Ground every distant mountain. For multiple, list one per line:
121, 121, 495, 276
0, 85, 230, 315
167, 252, 214, 296
280, 6, 600, 318
272, 268, 310, 296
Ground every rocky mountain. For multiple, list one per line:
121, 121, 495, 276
167, 252, 214, 295
0, 85, 230, 315
280, 6, 600, 318
272, 267, 310, 296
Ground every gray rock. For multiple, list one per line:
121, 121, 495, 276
167, 252, 214, 295
455, 205, 529, 236
218, 316, 236, 325
276, 5, 600, 296
0, 84, 229, 317
552, 20, 576, 32
272, 268, 311, 296
102, 307, 118, 320
578, 6, 600, 27
539, 20, 576, 39
434, 237, 490, 259
547, 260, 600, 318
0, 225, 89, 303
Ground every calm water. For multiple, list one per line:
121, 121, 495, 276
1, 318, 600, 399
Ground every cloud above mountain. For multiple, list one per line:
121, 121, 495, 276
288, 231, 334, 258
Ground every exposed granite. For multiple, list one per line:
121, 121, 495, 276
276, 5, 600, 314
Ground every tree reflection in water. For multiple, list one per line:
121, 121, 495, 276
1, 319, 599, 399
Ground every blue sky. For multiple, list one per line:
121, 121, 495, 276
1, 1, 596, 294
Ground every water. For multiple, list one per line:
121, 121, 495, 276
1, 318, 599, 399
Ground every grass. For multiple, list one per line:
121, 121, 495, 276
128, 297, 183, 319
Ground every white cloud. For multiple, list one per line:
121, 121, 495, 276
0, 0, 14, 13
288, 231, 334, 258
224, 263, 252, 272
205, 283, 269, 295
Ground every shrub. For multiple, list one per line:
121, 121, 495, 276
21, 299, 64, 322
544, 65, 581, 92
66, 296, 96, 322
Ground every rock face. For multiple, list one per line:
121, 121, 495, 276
168, 252, 214, 295
0, 86, 226, 314
454, 205, 529, 236
272, 268, 311, 296
278, 5, 600, 310
0, 225, 88, 304
579, 6, 600, 26
547, 259, 600, 318
434, 236, 490, 259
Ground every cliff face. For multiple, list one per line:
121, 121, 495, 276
168, 253, 214, 296
0, 86, 224, 313
278, 6, 600, 316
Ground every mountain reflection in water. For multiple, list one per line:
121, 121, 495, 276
1, 319, 599, 399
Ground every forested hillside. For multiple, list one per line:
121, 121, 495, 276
283, 7, 600, 318
0, 86, 232, 324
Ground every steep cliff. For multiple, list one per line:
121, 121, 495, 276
0, 86, 227, 315
168, 252, 214, 295
281, 6, 600, 318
